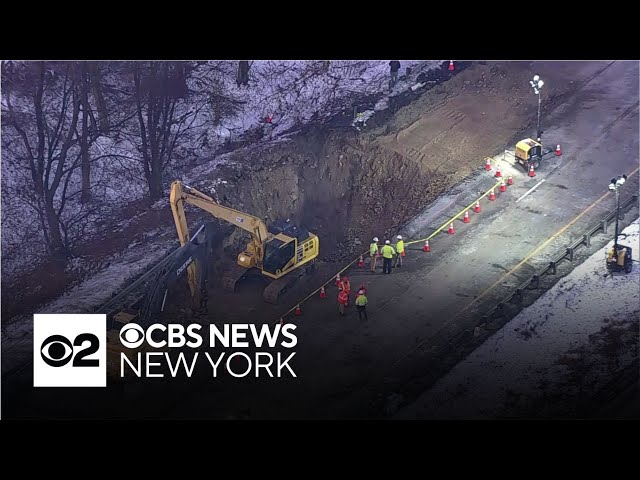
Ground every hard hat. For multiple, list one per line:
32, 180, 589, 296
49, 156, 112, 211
358, 290, 364, 295
397, 235, 402, 240
385, 240, 390, 244
373, 237, 378, 242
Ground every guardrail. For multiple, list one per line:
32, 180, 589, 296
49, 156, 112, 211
480, 193, 638, 323
431, 193, 639, 359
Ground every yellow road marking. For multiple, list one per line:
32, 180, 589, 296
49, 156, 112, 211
459, 165, 639, 314
388, 166, 640, 369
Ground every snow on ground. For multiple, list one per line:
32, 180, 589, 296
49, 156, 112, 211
202, 60, 439, 141
48, 232, 177, 314
395, 218, 640, 419
2, 60, 443, 283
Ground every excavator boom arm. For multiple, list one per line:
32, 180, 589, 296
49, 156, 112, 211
170, 181, 269, 242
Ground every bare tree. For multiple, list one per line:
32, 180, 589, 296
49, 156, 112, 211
3, 62, 83, 257
2, 61, 129, 258
87, 61, 110, 134
131, 61, 200, 200
80, 62, 92, 203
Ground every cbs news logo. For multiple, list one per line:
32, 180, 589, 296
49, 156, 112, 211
33, 314, 106, 387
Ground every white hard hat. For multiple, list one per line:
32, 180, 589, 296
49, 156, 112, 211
385, 240, 390, 244
373, 237, 379, 242
397, 235, 402, 240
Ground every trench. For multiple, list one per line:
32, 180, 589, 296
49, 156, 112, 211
161, 125, 451, 322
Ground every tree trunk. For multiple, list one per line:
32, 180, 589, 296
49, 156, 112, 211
80, 62, 91, 203
45, 198, 66, 257
149, 162, 163, 200
237, 61, 249, 87
88, 62, 109, 134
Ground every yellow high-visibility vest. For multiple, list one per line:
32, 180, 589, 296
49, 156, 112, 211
381, 245, 396, 259
355, 294, 368, 306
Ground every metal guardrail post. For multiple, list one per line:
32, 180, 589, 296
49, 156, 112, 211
567, 247, 574, 262
532, 274, 539, 289
583, 234, 591, 248
515, 288, 523, 302
549, 261, 557, 275
602, 218, 608, 234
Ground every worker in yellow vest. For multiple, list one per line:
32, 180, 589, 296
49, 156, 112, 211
394, 235, 405, 268
369, 237, 380, 273
381, 240, 396, 274
355, 289, 368, 320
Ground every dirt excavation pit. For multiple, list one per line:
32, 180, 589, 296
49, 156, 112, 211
162, 61, 593, 325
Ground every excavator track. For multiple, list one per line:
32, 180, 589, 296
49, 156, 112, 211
262, 261, 317, 304
221, 264, 252, 292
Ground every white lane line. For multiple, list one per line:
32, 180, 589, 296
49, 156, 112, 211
516, 179, 546, 203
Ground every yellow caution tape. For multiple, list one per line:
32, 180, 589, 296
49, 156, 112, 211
275, 176, 506, 323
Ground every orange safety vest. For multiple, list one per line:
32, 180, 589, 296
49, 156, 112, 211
339, 280, 351, 294
338, 290, 349, 305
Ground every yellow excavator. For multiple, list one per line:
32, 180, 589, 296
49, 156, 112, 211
169, 180, 320, 304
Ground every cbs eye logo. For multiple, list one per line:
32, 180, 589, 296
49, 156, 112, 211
40, 333, 100, 367
119, 323, 145, 349
33, 314, 106, 387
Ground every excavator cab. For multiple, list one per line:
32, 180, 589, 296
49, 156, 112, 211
262, 219, 317, 278
515, 138, 542, 170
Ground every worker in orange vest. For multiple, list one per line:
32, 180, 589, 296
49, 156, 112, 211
338, 288, 349, 316
339, 275, 351, 305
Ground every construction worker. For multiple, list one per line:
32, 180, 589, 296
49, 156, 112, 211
394, 235, 405, 268
381, 240, 396, 274
339, 275, 351, 305
369, 237, 380, 272
355, 289, 368, 321
338, 288, 349, 316
389, 60, 401, 89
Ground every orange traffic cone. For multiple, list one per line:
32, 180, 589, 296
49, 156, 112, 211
495, 166, 502, 178
358, 255, 364, 268
448, 60, 455, 71
463, 211, 470, 223
423, 240, 430, 252
294, 304, 302, 316
489, 189, 496, 201
335, 273, 340, 286
319, 286, 327, 299
528, 165, 536, 177
499, 180, 506, 192
485, 158, 491, 171
448, 223, 455, 234
555, 144, 562, 156
474, 201, 481, 213
507, 175, 514, 186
